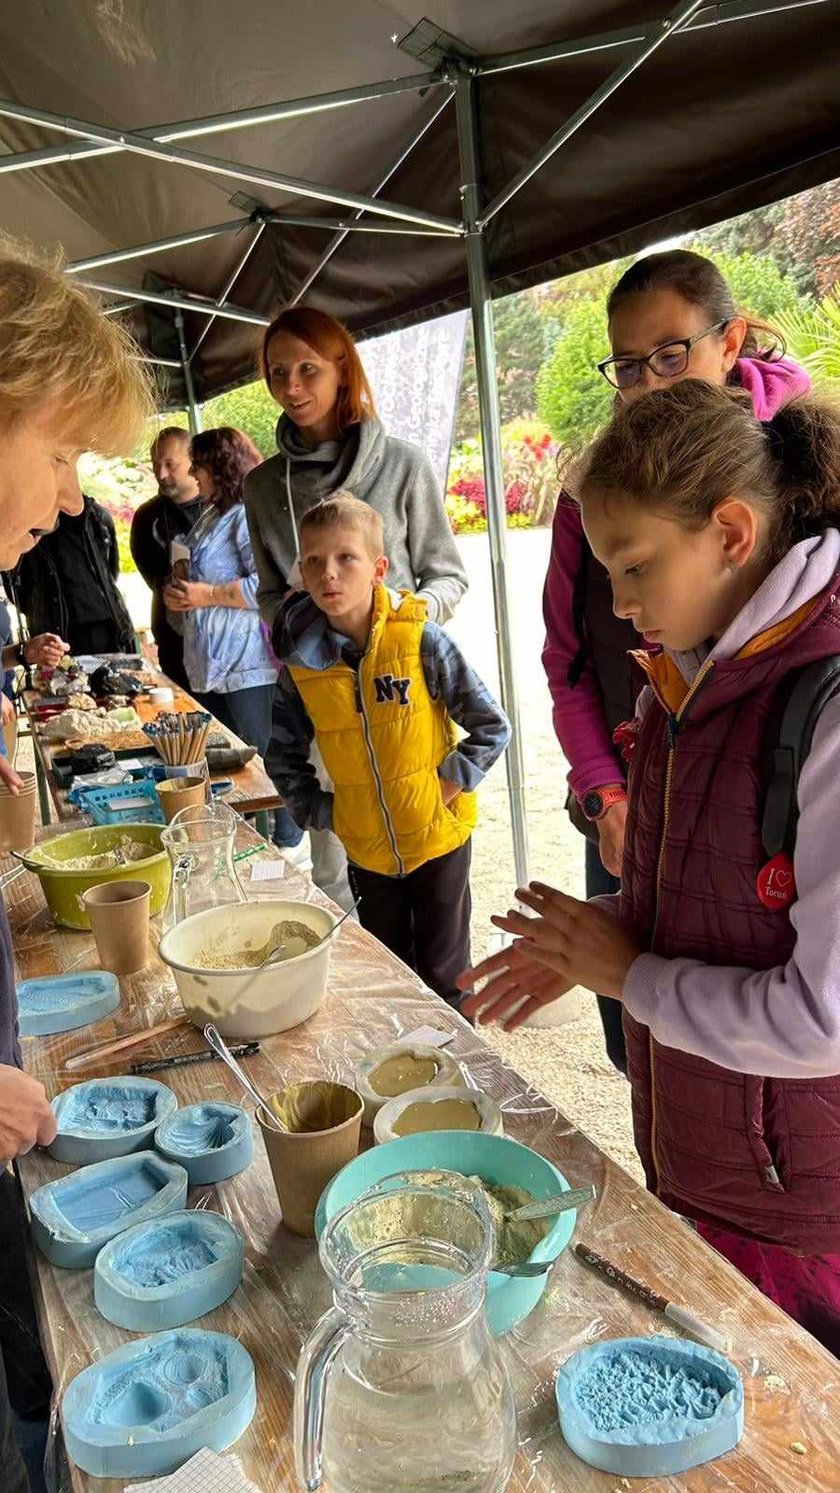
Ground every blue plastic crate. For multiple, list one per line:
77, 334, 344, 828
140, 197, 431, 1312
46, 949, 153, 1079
75, 779, 165, 826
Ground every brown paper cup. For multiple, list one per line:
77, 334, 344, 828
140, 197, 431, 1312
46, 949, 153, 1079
157, 776, 207, 823
82, 880, 152, 975
257, 1081, 363, 1237
0, 771, 37, 851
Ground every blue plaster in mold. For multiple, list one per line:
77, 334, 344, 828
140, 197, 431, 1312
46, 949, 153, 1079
62, 1328, 256, 1479
94, 1211, 244, 1330
154, 1102, 254, 1185
30, 1152, 188, 1269
556, 1336, 744, 1478
17, 972, 120, 1037
49, 1077, 178, 1163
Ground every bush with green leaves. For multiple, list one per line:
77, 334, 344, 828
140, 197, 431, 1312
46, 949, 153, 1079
536, 297, 613, 451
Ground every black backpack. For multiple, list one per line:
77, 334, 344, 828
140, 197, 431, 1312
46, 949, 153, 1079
762, 657, 840, 859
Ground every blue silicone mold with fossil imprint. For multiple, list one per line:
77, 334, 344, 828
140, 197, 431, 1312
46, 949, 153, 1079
62, 1328, 256, 1479
30, 1152, 188, 1269
94, 1211, 245, 1331
49, 1077, 178, 1164
556, 1335, 744, 1478
154, 1102, 254, 1185
17, 971, 120, 1037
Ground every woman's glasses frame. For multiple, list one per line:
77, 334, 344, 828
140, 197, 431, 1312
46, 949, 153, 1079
597, 318, 731, 390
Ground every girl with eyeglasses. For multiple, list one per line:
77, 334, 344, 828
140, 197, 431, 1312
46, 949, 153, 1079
541, 249, 809, 1075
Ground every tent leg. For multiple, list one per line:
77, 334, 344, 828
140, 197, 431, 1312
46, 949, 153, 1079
455, 76, 529, 890
175, 311, 202, 434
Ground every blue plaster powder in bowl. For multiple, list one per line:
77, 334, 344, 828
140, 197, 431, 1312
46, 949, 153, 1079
556, 1336, 743, 1477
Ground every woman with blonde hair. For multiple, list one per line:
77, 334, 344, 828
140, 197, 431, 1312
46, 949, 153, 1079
0, 241, 151, 1492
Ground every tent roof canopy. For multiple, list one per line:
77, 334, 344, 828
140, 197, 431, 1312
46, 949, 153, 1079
1, 0, 838, 403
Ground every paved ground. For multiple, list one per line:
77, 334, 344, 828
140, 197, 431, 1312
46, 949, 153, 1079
119, 531, 642, 1180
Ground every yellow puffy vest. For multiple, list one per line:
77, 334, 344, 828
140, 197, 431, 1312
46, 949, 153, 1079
288, 588, 477, 876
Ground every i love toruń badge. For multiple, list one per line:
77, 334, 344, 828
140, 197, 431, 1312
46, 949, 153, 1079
756, 851, 797, 910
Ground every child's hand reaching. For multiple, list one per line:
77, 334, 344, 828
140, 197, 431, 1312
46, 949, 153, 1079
489, 882, 641, 1000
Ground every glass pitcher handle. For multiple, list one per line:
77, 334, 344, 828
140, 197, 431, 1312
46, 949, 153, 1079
293, 1305, 352, 1492
172, 854, 193, 924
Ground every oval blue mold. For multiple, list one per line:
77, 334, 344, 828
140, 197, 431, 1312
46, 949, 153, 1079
17, 972, 120, 1037
62, 1328, 256, 1479
30, 1151, 188, 1269
155, 1102, 254, 1186
49, 1077, 178, 1164
95, 1211, 244, 1330
315, 1130, 577, 1337
556, 1335, 744, 1477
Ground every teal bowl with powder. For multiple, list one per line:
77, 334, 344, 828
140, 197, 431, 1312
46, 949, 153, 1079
315, 1130, 579, 1336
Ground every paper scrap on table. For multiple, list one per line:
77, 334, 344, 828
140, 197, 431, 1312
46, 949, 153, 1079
249, 860, 287, 882
400, 1025, 455, 1048
125, 1446, 263, 1493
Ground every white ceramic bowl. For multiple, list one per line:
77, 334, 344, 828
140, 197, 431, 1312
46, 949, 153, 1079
354, 1042, 467, 1126
158, 900, 336, 1040
373, 1086, 504, 1146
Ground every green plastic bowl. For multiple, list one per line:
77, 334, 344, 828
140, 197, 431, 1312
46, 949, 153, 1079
20, 824, 171, 930
315, 1130, 578, 1336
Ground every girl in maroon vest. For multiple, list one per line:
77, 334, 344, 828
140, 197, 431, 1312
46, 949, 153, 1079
463, 380, 840, 1355
543, 251, 809, 1075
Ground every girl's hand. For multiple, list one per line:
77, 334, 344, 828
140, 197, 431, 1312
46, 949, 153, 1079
457, 941, 574, 1031
24, 633, 69, 670
164, 581, 213, 611
491, 882, 640, 999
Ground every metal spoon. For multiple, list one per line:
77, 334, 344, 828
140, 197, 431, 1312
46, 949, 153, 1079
505, 1183, 596, 1223
256, 898, 359, 969
493, 1259, 555, 1278
203, 1023, 285, 1131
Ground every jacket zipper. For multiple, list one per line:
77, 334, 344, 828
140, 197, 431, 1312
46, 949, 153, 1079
355, 651, 405, 877
647, 658, 714, 1190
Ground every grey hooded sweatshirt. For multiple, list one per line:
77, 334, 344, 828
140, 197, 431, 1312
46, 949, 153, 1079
244, 414, 468, 628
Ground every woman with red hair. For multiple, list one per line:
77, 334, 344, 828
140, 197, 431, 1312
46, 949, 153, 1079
245, 307, 467, 905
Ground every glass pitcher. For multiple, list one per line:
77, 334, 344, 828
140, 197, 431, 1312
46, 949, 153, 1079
294, 1178, 517, 1493
160, 801, 246, 930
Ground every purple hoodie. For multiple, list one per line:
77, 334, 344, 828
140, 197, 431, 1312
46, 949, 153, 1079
542, 356, 812, 799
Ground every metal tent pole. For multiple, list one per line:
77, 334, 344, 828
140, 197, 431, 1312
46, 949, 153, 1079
174, 313, 202, 434
454, 71, 529, 890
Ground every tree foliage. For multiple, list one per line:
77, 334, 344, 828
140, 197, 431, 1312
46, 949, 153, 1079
455, 291, 547, 442
775, 289, 840, 388
535, 297, 613, 451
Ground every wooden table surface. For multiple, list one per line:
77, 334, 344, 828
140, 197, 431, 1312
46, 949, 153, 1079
6, 810, 839, 1492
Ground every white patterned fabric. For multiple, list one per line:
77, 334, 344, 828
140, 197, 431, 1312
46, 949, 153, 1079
359, 312, 469, 493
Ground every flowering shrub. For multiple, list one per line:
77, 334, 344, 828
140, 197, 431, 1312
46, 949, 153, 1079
445, 419, 559, 534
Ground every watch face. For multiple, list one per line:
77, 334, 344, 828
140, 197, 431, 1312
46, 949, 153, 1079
583, 791, 604, 820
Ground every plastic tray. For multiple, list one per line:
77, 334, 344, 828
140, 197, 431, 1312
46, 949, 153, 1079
72, 779, 165, 826
17, 972, 121, 1038
94, 1211, 245, 1331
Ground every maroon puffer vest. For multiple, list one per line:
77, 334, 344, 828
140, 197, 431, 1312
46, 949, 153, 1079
622, 576, 840, 1252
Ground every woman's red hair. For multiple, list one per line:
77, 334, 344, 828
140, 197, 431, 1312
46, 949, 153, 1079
260, 306, 376, 433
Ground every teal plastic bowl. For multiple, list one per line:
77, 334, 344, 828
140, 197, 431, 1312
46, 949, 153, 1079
315, 1131, 577, 1336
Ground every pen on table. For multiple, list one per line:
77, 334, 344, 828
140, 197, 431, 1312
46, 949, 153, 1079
131, 1042, 260, 1075
573, 1242, 731, 1354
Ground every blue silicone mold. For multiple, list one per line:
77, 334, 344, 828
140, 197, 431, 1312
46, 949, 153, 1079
556, 1335, 744, 1477
62, 1328, 256, 1479
94, 1210, 244, 1331
17, 972, 120, 1037
30, 1152, 188, 1269
154, 1102, 254, 1185
49, 1077, 178, 1164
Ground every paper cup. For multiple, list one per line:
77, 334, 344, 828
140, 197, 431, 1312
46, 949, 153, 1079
0, 770, 37, 851
257, 1081, 363, 1237
82, 880, 152, 975
156, 775, 207, 822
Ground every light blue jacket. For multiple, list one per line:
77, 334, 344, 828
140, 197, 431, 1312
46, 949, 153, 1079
182, 504, 276, 695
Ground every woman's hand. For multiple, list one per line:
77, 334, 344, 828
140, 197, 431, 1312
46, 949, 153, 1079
457, 941, 574, 1031
1, 694, 14, 728
0, 757, 23, 795
164, 580, 214, 612
597, 798, 628, 878
488, 882, 640, 999
0, 1066, 57, 1161
24, 633, 69, 670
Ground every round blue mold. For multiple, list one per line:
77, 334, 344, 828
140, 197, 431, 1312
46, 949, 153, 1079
315, 1130, 578, 1337
154, 1102, 254, 1186
556, 1335, 744, 1478
49, 1077, 178, 1164
17, 971, 120, 1037
62, 1328, 256, 1479
95, 1210, 245, 1330
30, 1151, 188, 1270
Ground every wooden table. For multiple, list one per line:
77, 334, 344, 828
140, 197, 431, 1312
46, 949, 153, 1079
7, 818, 839, 1492
23, 673, 283, 835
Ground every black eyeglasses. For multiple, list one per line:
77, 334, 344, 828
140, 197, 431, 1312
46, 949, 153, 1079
597, 319, 730, 390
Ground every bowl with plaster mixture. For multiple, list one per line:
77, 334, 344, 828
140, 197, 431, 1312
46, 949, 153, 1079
158, 901, 337, 1040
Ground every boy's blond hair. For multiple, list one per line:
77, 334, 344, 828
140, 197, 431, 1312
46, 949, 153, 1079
0, 239, 153, 452
298, 493, 384, 558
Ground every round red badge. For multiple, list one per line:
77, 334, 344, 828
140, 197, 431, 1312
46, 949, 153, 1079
756, 851, 796, 910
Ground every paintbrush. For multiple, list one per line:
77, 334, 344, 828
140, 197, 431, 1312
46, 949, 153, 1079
573, 1242, 730, 1354
65, 1016, 190, 1072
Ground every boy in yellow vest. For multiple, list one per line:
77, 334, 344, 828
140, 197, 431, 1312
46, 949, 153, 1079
266, 494, 510, 1007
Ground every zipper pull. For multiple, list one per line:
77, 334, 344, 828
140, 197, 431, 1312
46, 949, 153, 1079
354, 680, 362, 714
667, 714, 680, 747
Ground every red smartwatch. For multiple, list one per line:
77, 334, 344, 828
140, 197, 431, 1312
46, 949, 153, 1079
580, 784, 627, 822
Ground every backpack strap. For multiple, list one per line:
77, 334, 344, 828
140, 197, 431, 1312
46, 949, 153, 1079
762, 656, 840, 858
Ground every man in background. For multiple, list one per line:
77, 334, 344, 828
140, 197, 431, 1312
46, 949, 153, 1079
10, 494, 135, 658
131, 427, 202, 688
